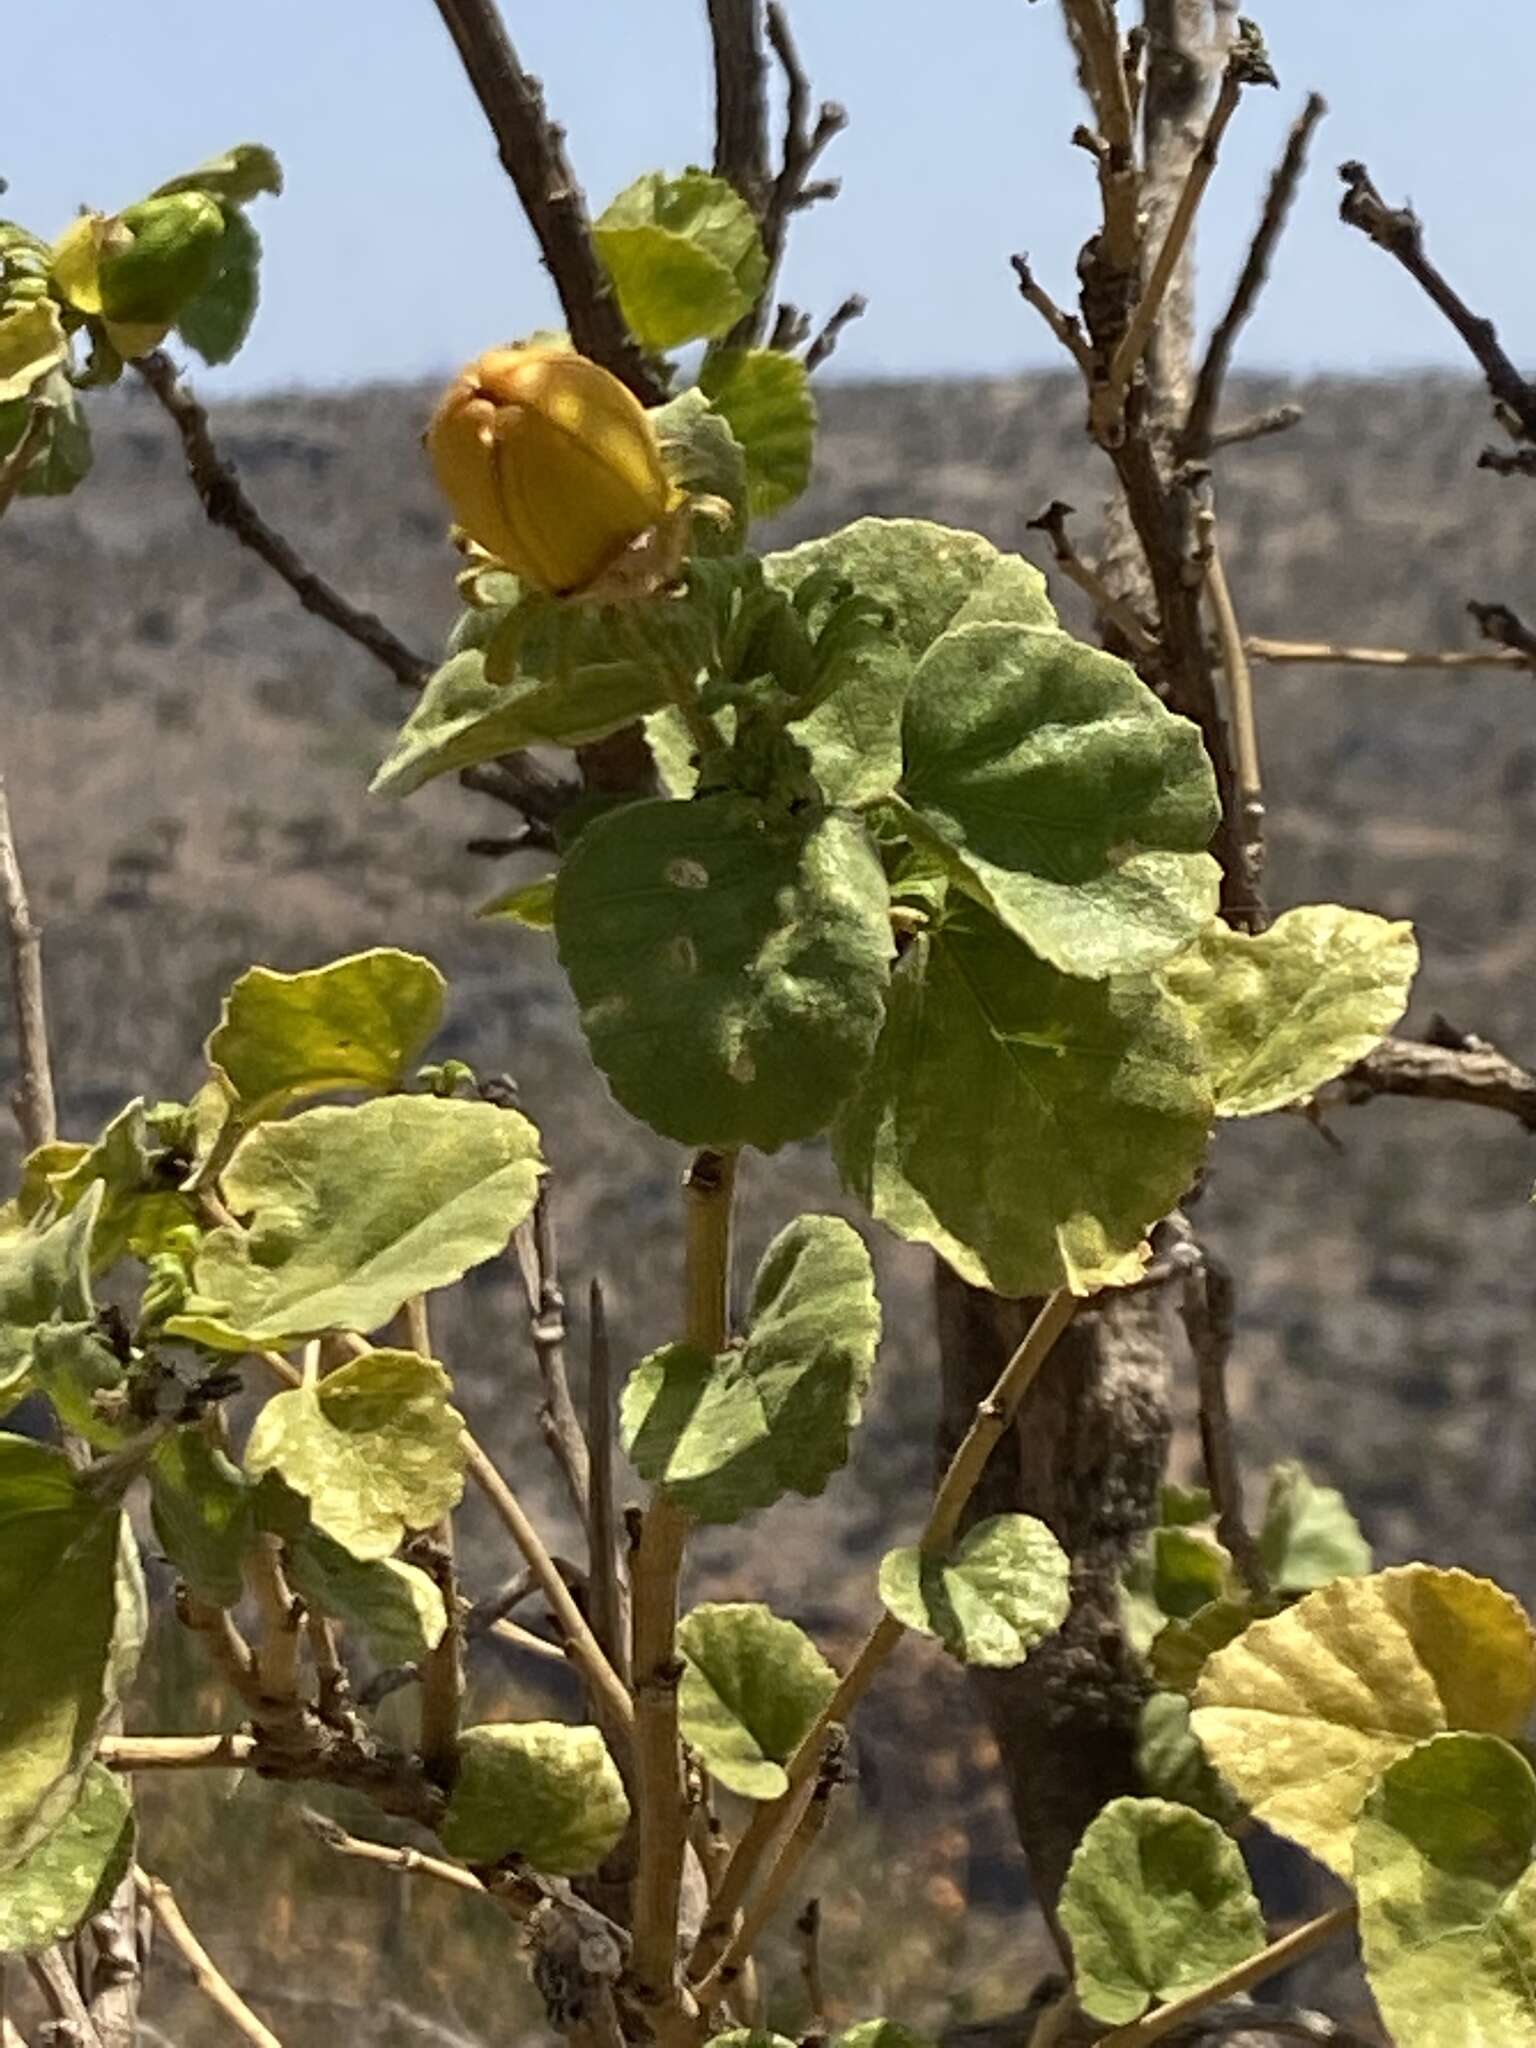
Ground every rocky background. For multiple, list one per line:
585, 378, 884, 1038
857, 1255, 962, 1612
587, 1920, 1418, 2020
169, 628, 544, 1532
3, 367, 1532, 2039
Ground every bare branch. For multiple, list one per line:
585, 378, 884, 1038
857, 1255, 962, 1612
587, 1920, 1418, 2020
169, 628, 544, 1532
132, 351, 431, 692
1175, 1237, 1269, 1599
1026, 499, 1159, 654
1096, 1905, 1356, 2048
1246, 634, 1529, 673
99, 1734, 257, 1771
1208, 401, 1304, 450
0, 775, 57, 1150
1182, 93, 1327, 459
1010, 255, 1094, 376
430, 0, 663, 402
804, 292, 868, 373
1338, 1026, 1536, 1133
586, 1277, 631, 1687
1204, 541, 1264, 884
513, 1185, 592, 1525
300, 1811, 485, 1898
134, 1870, 283, 2048
1339, 160, 1536, 443
706, 0, 771, 213
751, 4, 848, 329
1059, 0, 1140, 271
1109, 22, 1278, 412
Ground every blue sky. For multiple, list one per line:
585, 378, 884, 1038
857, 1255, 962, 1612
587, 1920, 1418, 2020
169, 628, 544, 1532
6, 2, 1532, 395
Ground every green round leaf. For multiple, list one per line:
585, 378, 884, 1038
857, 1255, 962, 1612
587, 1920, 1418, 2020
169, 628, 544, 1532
834, 906, 1213, 1297
1058, 1796, 1266, 2026
244, 1349, 466, 1560
0, 1438, 146, 1869
878, 1513, 1069, 1668
555, 797, 892, 1151
1257, 1461, 1372, 1595
1162, 905, 1419, 1116
207, 949, 447, 1124
1356, 1732, 1536, 2048
763, 518, 1057, 808
150, 1429, 255, 1608
0, 1767, 134, 1953
700, 348, 815, 517
284, 1527, 447, 1665
0, 1184, 101, 1408
167, 1096, 543, 1351
595, 170, 766, 349
176, 206, 261, 366
1149, 1597, 1267, 1696
440, 1722, 629, 1875
0, 373, 93, 497
623, 1216, 880, 1522
678, 1603, 839, 1800
1191, 1565, 1536, 1876
1136, 1692, 1243, 1827
372, 630, 675, 800
901, 622, 1220, 977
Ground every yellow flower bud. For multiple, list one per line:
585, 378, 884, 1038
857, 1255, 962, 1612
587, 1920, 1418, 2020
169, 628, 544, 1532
426, 346, 677, 596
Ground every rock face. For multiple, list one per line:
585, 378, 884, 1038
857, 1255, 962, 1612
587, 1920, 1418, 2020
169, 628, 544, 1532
3, 365, 1535, 1618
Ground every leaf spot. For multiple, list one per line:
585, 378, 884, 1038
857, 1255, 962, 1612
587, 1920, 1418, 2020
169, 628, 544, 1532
665, 858, 711, 890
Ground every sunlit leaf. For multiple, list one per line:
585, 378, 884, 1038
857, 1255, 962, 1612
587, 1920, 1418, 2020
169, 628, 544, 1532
0, 1185, 101, 1405
878, 1514, 1069, 1668
167, 1097, 542, 1351
1356, 1732, 1536, 2048
677, 1603, 839, 1800
1059, 1796, 1266, 2025
834, 904, 1212, 1297
0, 300, 67, 403
699, 347, 815, 516
175, 207, 261, 366
440, 1722, 629, 1874
623, 1216, 880, 1522
0, 1438, 146, 1868
1192, 1565, 1536, 1875
595, 170, 765, 349
556, 796, 891, 1151
244, 1349, 465, 1559
901, 623, 1220, 978
149, 1429, 255, 1608
207, 950, 447, 1124
0, 1766, 134, 1953
1162, 906, 1418, 1116
151, 144, 284, 204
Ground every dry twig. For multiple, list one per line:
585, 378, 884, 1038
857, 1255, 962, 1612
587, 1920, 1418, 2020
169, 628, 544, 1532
1175, 1238, 1269, 1599
430, 0, 663, 402
0, 775, 57, 1149
514, 1187, 592, 1524
132, 350, 431, 692
1027, 500, 1159, 654
1246, 636, 1529, 673
1182, 92, 1327, 459
587, 1277, 632, 1686
134, 1871, 283, 2048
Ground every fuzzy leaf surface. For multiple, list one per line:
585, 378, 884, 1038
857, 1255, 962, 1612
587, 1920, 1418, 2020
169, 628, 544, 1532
878, 1514, 1069, 1668
834, 906, 1212, 1296
167, 1097, 542, 1350
1163, 905, 1418, 1115
677, 1603, 839, 1799
1059, 1796, 1266, 2025
556, 796, 891, 1151
1192, 1565, 1536, 1875
622, 1216, 880, 1522
440, 1722, 629, 1874
901, 623, 1220, 977
1356, 1732, 1536, 2048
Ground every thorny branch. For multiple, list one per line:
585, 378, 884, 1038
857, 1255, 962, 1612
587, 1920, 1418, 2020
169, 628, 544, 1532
132, 350, 431, 692
430, 0, 663, 403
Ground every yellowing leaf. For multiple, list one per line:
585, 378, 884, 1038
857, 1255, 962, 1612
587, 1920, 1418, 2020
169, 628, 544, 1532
207, 949, 447, 1124
0, 300, 68, 404
1163, 905, 1418, 1116
1191, 1566, 1536, 1875
167, 1096, 542, 1351
440, 1723, 629, 1874
244, 1349, 465, 1560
